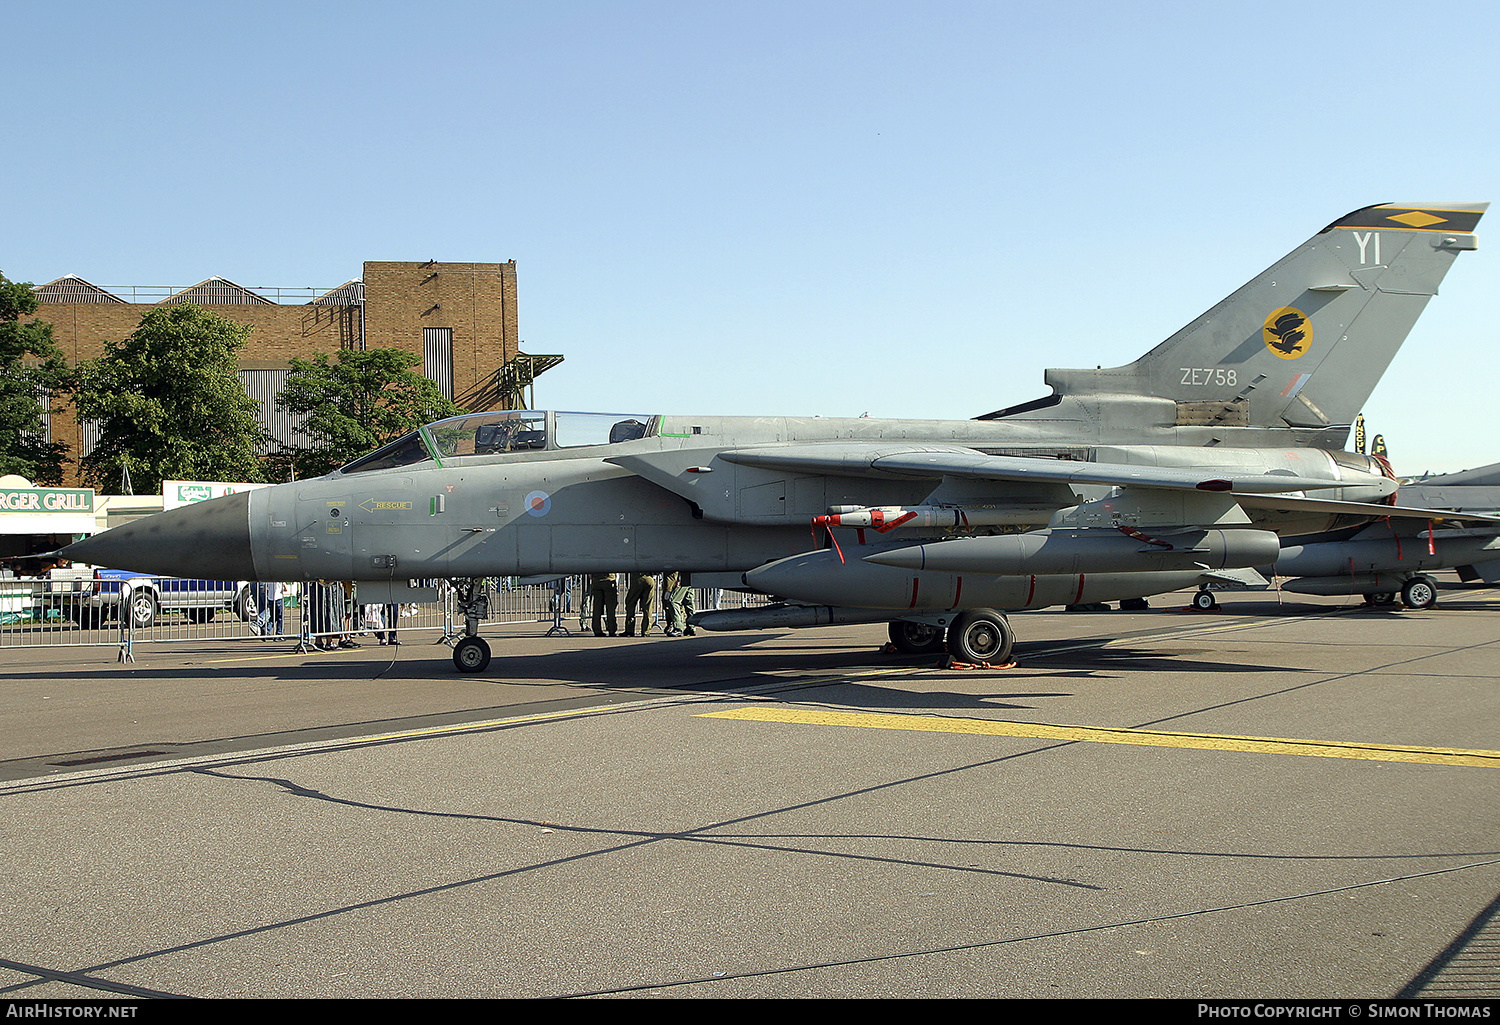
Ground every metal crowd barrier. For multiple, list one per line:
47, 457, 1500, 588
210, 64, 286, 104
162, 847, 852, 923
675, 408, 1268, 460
0, 574, 768, 652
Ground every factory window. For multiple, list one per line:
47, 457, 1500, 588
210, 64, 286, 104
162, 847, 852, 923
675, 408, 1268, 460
423, 327, 453, 400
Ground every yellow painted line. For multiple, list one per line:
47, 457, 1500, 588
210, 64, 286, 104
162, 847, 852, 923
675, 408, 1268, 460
699, 707, 1500, 768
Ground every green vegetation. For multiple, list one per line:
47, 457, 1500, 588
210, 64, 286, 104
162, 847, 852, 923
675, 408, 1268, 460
0, 272, 71, 486
270, 347, 466, 479
73, 303, 268, 493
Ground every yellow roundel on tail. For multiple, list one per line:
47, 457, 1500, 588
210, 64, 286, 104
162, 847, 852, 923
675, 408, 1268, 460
1262, 307, 1312, 360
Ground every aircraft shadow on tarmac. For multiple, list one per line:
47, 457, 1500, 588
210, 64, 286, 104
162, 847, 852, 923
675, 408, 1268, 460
0, 626, 1309, 691
744, 679, 1077, 711
1008, 644, 1307, 676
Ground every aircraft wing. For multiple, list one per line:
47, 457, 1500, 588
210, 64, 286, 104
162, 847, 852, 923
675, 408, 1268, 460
1234, 493, 1500, 525
608, 443, 1391, 529
715, 445, 1354, 494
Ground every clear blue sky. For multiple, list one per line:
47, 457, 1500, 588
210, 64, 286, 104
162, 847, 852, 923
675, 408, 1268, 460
4, 0, 1495, 475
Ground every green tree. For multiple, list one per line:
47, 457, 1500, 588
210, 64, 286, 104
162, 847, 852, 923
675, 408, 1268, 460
73, 303, 267, 493
271, 347, 466, 479
0, 272, 71, 485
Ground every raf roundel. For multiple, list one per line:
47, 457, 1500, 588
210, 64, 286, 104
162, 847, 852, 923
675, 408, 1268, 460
1262, 306, 1312, 360
524, 490, 552, 517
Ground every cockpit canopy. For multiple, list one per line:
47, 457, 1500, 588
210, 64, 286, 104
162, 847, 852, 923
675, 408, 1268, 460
339, 411, 655, 475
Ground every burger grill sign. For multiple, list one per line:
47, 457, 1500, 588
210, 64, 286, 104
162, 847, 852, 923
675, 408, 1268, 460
0, 488, 93, 513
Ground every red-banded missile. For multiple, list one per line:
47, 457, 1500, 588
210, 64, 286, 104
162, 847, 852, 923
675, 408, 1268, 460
812, 505, 1042, 532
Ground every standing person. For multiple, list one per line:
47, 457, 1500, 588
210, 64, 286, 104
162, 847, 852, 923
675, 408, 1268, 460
338, 580, 358, 648
320, 580, 347, 650
314, 580, 346, 651
675, 571, 696, 636
662, 571, 696, 636
308, 580, 331, 650
589, 572, 618, 637
661, 571, 681, 636
366, 600, 400, 645
551, 576, 573, 616
256, 581, 286, 638
623, 572, 656, 636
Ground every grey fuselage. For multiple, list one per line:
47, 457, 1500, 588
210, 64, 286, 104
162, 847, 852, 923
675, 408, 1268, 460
232, 411, 1391, 585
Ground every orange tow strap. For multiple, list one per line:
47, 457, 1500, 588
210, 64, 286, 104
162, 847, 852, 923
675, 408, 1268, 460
943, 658, 1018, 671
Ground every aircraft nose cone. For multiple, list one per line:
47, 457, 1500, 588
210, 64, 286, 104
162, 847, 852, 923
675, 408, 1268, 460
63, 490, 256, 579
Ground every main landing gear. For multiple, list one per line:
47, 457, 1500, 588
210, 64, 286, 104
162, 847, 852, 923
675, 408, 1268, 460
887, 620, 946, 655
449, 578, 492, 673
947, 609, 1015, 664
1400, 575, 1439, 610
888, 608, 1017, 664
1364, 575, 1438, 611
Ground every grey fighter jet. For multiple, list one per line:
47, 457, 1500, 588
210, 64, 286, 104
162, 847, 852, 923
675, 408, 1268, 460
1267, 461, 1500, 608
63, 202, 1489, 671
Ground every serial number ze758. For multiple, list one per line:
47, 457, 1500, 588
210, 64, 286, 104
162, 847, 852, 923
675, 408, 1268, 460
1179, 367, 1238, 387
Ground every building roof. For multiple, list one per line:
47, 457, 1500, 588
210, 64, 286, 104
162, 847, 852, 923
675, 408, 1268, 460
159, 277, 275, 306
32, 276, 126, 303
310, 280, 364, 305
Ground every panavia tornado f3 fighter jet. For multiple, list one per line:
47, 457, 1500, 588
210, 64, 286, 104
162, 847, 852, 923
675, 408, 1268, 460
64, 202, 1492, 671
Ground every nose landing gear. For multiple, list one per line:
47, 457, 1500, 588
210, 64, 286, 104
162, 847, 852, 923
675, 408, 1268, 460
449, 578, 492, 673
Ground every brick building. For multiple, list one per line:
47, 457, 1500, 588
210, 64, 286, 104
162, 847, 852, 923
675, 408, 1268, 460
29, 261, 561, 485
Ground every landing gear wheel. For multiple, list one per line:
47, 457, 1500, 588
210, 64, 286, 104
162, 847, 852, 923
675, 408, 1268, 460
888, 620, 946, 655
1364, 592, 1398, 606
1192, 589, 1218, 611
1400, 576, 1438, 610
946, 610, 1014, 664
452, 636, 491, 673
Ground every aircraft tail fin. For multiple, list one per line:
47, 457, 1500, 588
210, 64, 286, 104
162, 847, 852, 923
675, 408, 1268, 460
986, 203, 1485, 436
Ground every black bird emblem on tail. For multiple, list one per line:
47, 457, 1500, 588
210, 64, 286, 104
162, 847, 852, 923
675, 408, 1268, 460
1262, 306, 1312, 359
1267, 311, 1307, 354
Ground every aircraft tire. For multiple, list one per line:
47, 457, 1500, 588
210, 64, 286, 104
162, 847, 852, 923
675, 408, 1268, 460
946, 610, 1013, 664
1400, 576, 1438, 610
1192, 589, 1218, 611
453, 636, 492, 673
1364, 592, 1398, 606
888, 620, 946, 654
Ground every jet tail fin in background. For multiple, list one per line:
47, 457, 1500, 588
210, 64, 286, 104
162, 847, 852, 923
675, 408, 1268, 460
984, 203, 1486, 435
